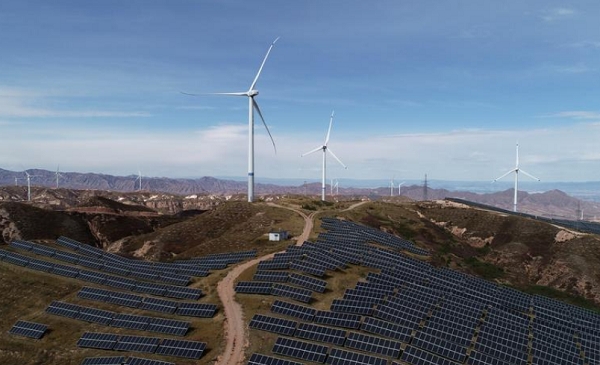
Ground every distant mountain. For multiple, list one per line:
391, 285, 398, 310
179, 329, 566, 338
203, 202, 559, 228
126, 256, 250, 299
2, 168, 600, 220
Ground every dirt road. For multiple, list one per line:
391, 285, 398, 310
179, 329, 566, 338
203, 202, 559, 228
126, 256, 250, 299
214, 201, 365, 365
214, 204, 313, 365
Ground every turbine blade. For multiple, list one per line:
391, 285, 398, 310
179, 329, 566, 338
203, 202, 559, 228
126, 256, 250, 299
249, 37, 280, 91
301, 146, 323, 157
252, 98, 276, 153
211, 92, 248, 96
493, 169, 515, 182
325, 110, 335, 145
520, 169, 540, 181
327, 148, 347, 169
180, 91, 200, 96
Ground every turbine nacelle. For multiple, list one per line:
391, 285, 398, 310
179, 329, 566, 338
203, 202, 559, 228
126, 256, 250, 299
248, 90, 259, 97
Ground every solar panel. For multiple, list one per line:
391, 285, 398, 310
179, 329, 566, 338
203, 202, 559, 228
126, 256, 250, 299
314, 310, 361, 329
253, 270, 290, 282
165, 286, 202, 300
26, 258, 55, 272
271, 300, 316, 321
249, 314, 297, 336
331, 299, 374, 315
102, 263, 131, 277
10, 240, 33, 251
401, 345, 459, 365
113, 335, 161, 353
344, 331, 403, 358
77, 257, 105, 270
80, 356, 126, 365
31, 244, 56, 257
294, 322, 347, 346
77, 332, 119, 350
289, 261, 326, 277
288, 273, 327, 293
412, 331, 468, 363
257, 260, 290, 270
272, 337, 329, 363
235, 281, 273, 294
246, 353, 304, 365
2, 251, 30, 266
46, 301, 82, 318
155, 338, 207, 359
271, 284, 312, 303
466, 350, 513, 365
140, 297, 177, 314
78, 307, 115, 325
325, 348, 388, 365
106, 292, 142, 308
53, 251, 81, 264
134, 282, 168, 296
175, 302, 218, 318
78, 270, 110, 284
104, 276, 137, 290
124, 357, 175, 365
111, 314, 151, 331
147, 318, 190, 337
8, 320, 48, 339
158, 274, 191, 286
78, 286, 111, 302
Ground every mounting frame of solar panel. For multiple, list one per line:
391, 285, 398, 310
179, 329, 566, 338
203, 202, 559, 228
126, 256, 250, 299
249, 314, 297, 336
271, 337, 329, 363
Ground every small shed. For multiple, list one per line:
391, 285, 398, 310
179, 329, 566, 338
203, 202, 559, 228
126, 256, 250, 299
269, 230, 289, 241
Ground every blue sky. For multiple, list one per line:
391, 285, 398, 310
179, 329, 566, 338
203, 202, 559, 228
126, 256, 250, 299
1, 1, 599, 183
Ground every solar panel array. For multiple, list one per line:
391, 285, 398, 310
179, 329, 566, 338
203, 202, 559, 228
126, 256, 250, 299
8, 320, 48, 339
77, 332, 206, 359
77, 286, 217, 317
0, 247, 203, 300
245, 217, 600, 365
45, 300, 191, 336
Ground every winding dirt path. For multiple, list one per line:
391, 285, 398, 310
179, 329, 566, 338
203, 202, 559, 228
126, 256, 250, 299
214, 201, 365, 365
214, 204, 312, 365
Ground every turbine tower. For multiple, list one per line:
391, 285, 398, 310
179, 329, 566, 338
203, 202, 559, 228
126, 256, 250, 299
493, 143, 540, 212
334, 179, 339, 196
182, 37, 279, 202
135, 170, 143, 191
55, 165, 64, 189
390, 177, 395, 197
398, 181, 405, 196
25, 171, 37, 201
302, 111, 347, 201
14, 176, 21, 186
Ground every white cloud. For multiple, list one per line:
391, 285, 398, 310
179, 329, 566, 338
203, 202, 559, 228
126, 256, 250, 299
541, 7, 576, 22
0, 86, 150, 118
544, 111, 600, 120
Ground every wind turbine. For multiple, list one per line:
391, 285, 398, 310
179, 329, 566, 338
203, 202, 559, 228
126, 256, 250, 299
493, 143, 540, 212
135, 170, 143, 191
14, 176, 21, 186
55, 165, 64, 189
24, 171, 37, 201
334, 179, 339, 196
398, 181, 406, 196
390, 177, 395, 197
302, 111, 347, 201
182, 37, 279, 203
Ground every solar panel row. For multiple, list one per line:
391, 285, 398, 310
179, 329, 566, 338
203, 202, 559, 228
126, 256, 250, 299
77, 332, 206, 359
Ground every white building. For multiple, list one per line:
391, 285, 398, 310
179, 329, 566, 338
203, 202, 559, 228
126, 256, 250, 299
268, 230, 289, 241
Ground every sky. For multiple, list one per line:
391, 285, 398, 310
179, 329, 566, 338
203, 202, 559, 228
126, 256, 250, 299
1, 1, 599, 183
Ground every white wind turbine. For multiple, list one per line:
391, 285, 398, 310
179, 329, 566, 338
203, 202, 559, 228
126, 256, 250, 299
24, 171, 38, 201
390, 177, 395, 197
334, 179, 339, 196
493, 143, 540, 212
14, 176, 21, 186
55, 165, 64, 189
302, 111, 347, 201
398, 181, 406, 196
182, 37, 279, 203
135, 170, 143, 191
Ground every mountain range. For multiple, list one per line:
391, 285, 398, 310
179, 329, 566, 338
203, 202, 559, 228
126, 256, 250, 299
2, 168, 600, 220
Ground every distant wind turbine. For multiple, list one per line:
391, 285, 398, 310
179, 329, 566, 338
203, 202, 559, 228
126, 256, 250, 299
390, 176, 395, 197
398, 181, 405, 196
493, 143, 540, 212
302, 111, 347, 201
55, 165, 64, 189
14, 176, 21, 186
135, 170, 143, 191
182, 37, 280, 203
334, 179, 339, 196
24, 171, 38, 201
